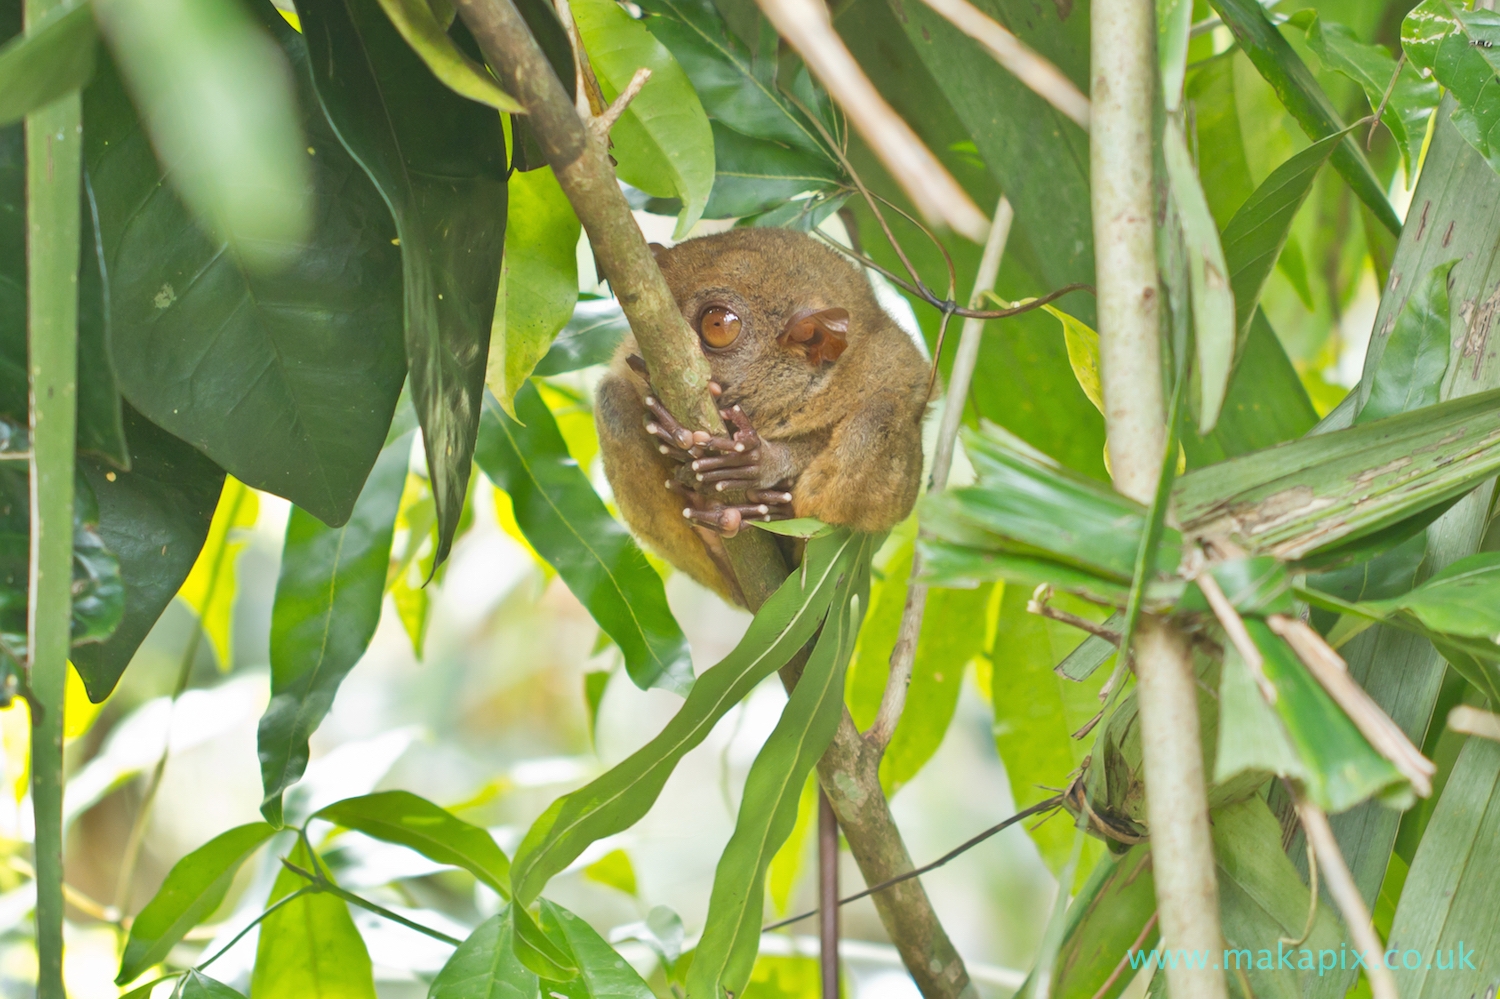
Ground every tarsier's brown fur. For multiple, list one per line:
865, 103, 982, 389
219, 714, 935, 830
595, 228, 929, 603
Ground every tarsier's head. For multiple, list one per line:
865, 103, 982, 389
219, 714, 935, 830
651, 228, 890, 404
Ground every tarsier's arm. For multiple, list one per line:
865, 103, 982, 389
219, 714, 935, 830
792, 388, 924, 532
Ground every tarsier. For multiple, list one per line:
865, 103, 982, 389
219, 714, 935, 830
596, 228, 929, 604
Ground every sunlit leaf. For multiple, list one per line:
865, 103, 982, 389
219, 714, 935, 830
432, 908, 540, 999
1043, 306, 1102, 415
252, 839, 377, 999
176, 477, 257, 672
373, 0, 522, 110
541, 900, 657, 999
178, 972, 247, 999
582, 848, 638, 898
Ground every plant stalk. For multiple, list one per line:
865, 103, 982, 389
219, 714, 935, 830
455, 6, 974, 998
1090, 0, 1226, 996
25, 80, 82, 999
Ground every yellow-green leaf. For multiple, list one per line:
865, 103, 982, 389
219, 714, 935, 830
176, 478, 258, 671
1044, 305, 1103, 415
374, 0, 523, 110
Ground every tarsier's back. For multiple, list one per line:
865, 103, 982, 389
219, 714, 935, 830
595, 227, 929, 604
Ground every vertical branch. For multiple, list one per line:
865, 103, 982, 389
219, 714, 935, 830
25, 81, 82, 999
1090, 2, 1226, 998
818, 789, 840, 999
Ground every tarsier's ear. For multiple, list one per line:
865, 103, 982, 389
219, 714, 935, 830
779, 307, 850, 365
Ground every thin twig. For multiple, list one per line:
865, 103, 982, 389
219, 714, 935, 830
1367, 52, 1406, 152
194, 887, 316, 972
818, 790, 839, 999
1295, 798, 1397, 999
8, 858, 117, 923
279, 860, 463, 945
865, 195, 1012, 753
755, 0, 989, 240
762, 795, 1063, 931
1027, 591, 1122, 645
591, 67, 651, 140
915, 0, 1089, 129
1278, 836, 1319, 947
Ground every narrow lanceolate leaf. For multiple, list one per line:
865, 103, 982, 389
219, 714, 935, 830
372, 0, 522, 110
72, 409, 224, 702
540, 901, 657, 999
509, 529, 859, 906
1220, 130, 1343, 340
252, 839, 377, 999
0, 0, 94, 126
1044, 306, 1103, 414
298, 0, 506, 568
1389, 737, 1500, 999
1157, 0, 1192, 111
86, 6, 406, 528
432, 908, 541, 999
689, 538, 870, 999
91, 0, 310, 269
1208, 0, 1400, 235
1173, 387, 1500, 563
315, 790, 511, 897
571, 0, 714, 237
1356, 259, 1457, 424
475, 387, 692, 695
1295, 10, 1438, 182
259, 433, 411, 826
487, 167, 581, 418
115, 822, 276, 984
177, 477, 258, 672
1162, 117, 1235, 432
532, 299, 630, 377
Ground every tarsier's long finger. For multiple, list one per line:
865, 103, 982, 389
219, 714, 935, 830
698, 468, 761, 488
721, 405, 759, 440
643, 395, 699, 452
691, 452, 756, 473
684, 505, 743, 538
745, 488, 794, 507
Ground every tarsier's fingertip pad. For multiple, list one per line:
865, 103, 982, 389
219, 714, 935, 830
778, 307, 850, 365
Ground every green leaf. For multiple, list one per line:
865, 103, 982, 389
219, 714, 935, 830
315, 790, 511, 897
115, 821, 275, 984
1297, 11, 1439, 182
533, 299, 631, 376
582, 849, 638, 897
540, 900, 657, 999
512, 902, 578, 980
990, 585, 1108, 872
1207, 0, 1400, 235
71, 408, 225, 701
475, 386, 692, 695
572, 0, 714, 237
0, 0, 95, 127
373, 0, 522, 110
85, 8, 407, 528
1044, 306, 1103, 414
702, 121, 843, 220
1162, 117, 1235, 432
177, 477, 257, 672
509, 528, 859, 906
92, 0, 311, 270
1356, 259, 1457, 424
252, 839, 377, 999
1403, 3, 1500, 177
1389, 736, 1500, 999
1157, 0, 1192, 112
259, 433, 411, 825
431, 909, 540, 999
1047, 845, 1155, 999
1364, 553, 1500, 641
1221, 130, 1344, 341
298, 0, 506, 565
1214, 641, 1308, 789
178, 972, 246, 999
488, 166, 580, 418
688, 537, 869, 999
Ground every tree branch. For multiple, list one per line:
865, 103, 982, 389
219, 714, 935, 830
454, 7, 975, 997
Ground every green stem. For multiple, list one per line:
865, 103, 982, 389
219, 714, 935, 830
277, 860, 462, 945
25, 58, 82, 999
194, 886, 315, 972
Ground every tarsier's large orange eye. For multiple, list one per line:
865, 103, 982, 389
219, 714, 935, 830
698, 306, 742, 348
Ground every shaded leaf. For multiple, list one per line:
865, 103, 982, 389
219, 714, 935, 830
487, 166, 580, 417
116, 822, 275, 984
85, 9, 406, 527
541, 900, 657, 999
0, 0, 95, 126
431, 909, 540, 999
1403, 4, 1500, 177
533, 299, 631, 376
1356, 259, 1456, 424
572, 0, 714, 237
316, 789, 511, 896
509, 529, 860, 906
259, 433, 411, 825
252, 838, 377, 999
703, 121, 842, 220
373, 0, 522, 110
475, 386, 692, 694
1047, 845, 1156, 999
298, 0, 505, 564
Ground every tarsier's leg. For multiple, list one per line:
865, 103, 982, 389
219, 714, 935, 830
793, 390, 923, 532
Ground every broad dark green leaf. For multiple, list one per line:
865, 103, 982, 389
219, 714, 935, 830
372, 0, 522, 110
1047, 845, 1155, 999
532, 299, 630, 376
178, 972, 246, 999
432, 908, 540, 999
1295, 10, 1438, 181
488, 166, 579, 418
1356, 259, 1456, 424
688, 536, 869, 999
315, 790, 511, 897
1208, 0, 1400, 235
92, 0, 310, 270
702, 121, 843, 220
0, 0, 95, 126
85, 6, 406, 528
540, 900, 657, 999
259, 432, 411, 825
71, 407, 224, 701
475, 385, 692, 695
1389, 736, 1500, 998
509, 528, 859, 906
573, 0, 714, 236
115, 821, 275, 984
298, 0, 505, 563
252, 839, 377, 999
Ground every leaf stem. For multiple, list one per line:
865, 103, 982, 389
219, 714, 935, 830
278, 859, 463, 945
193, 886, 315, 972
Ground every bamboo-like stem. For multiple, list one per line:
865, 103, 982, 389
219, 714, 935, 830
1295, 800, 1396, 999
1091, 2, 1224, 994
25, 78, 82, 998
866, 197, 1012, 752
818, 790, 839, 999
455, 7, 973, 997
